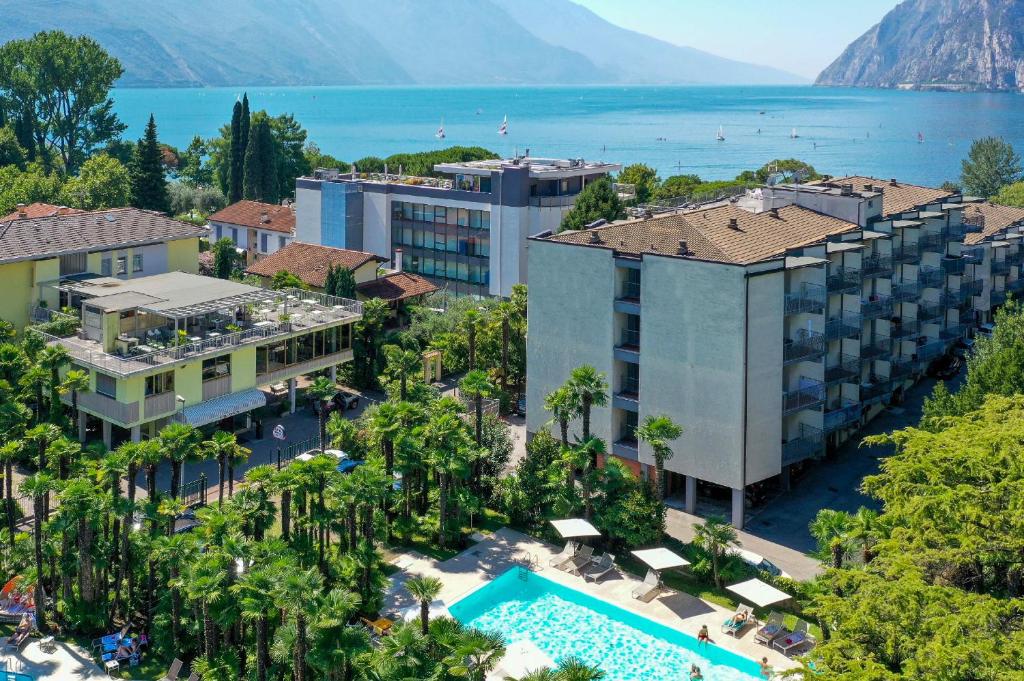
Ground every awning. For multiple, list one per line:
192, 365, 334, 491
176, 388, 267, 427
550, 518, 601, 540
726, 578, 791, 607
632, 547, 691, 571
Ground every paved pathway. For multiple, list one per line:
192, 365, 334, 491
1, 638, 106, 680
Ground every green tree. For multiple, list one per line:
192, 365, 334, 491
303, 142, 348, 173
59, 154, 131, 209
993, 180, 1024, 207
334, 266, 357, 298
692, 515, 737, 588
737, 158, 819, 184
560, 177, 625, 232
268, 112, 310, 199
634, 414, 683, 501
655, 173, 703, 200
405, 575, 443, 636
307, 376, 337, 449
617, 163, 659, 203
0, 125, 26, 169
961, 136, 1022, 198
566, 365, 608, 443
0, 163, 63, 215
271, 270, 307, 290
243, 116, 278, 204
460, 369, 494, 448
228, 99, 244, 202
0, 31, 125, 172
131, 114, 170, 213
810, 508, 852, 569
212, 237, 238, 280
178, 135, 212, 188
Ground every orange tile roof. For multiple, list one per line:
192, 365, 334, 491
824, 176, 954, 217
356, 272, 439, 302
963, 202, 1024, 245
208, 200, 295, 234
245, 242, 384, 288
0, 202, 83, 222
543, 203, 859, 265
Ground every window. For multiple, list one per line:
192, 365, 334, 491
230, 227, 238, 244
101, 257, 112, 276
132, 253, 144, 273
434, 206, 446, 223
59, 253, 86, 275
479, 177, 492, 193
621, 410, 639, 442
145, 371, 174, 396
279, 236, 287, 250
215, 225, 222, 240
457, 209, 469, 227
201, 355, 231, 381
116, 256, 127, 275
261, 233, 269, 252
96, 373, 116, 398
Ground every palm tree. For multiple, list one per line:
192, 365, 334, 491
405, 575, 443, 635
810, 508, 852, 569
573, 437, 605, 520
0, 441, 21, 548
566, 366, 608, 443
58, 368, 89, 424
692, 515, 738, 588
493, 301, 516, 397
370, 402, 403, 478
205, 430, 251, 506
20, 472, 53, 632
274, 567, 323, 681
553, 657, 605, 681
153, 532, 197, 651
158, 422, 202, 500
308, 588, 368, 681
308, 376, 337, 450
445, 628, 505, 681
20, 364, 49, 422
24, 423, 60, 518
358, 298, 390, 385
384, 344, 422, 401
460, 369, 494, 448
461, 308, 485, 370
234, 564, 279, 681
38, 344, 70, 424
847, 506, 882, 564
544, 386, 577, 450
635, 415, 684, 501
424, 412, 472, 549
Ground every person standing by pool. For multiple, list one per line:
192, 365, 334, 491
697, 624, 710, 646
760, 657, 773, 678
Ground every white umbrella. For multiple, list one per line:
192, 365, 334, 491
497, 640, 555, 679
631, 547, 691, 571
549, 518, 601, 540
401, 599, 450, 623
726, 578, 791, 608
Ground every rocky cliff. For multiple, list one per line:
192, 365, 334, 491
817, 0, 1024, 91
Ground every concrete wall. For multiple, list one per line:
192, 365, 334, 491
744, 267, 785, 484
526, 240, 616, 443
362, 190, 391, 259
295, 185, 322, 244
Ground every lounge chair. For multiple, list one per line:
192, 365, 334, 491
4, 623, 31, 651
721, 604, 754, 637
559, 545, 594, 573
754, 611, 785, 645
548, 541, 575, 567
161, 658, 184, 681
773, 620, 810, 656
582, 553, 616, 582
631, 569, 662, 602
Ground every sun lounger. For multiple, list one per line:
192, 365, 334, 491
548, 541, 575, 567
582, 553, 616, 582
631, 569, 662, 602
4, 627, 30, 651
773, 620, 810, 655
721, 604, 754, 637
754, 611, 785, 645
559, 545, 594, 573
161, 658, 184, 681
186, 673, 200, 681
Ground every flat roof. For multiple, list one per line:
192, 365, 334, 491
75, 272, 271, 318
434, 156, 621, 178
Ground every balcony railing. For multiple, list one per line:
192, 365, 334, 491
917, 300, 943, 322
919, 267, 944, 289
61, 391, 139, 427
784, 329, 826, 364
826, 266, 862, 294
940, 258, 966, 275
620, 281, 641, 301
617, 375, 639, 399
992, 260, 1011, 276
890, 319, 920, 340
824, 399, 861, 433
893, 243, 920, 263
861, 334, 891, 360
824, 313, 862, 340
892, 280, 920, 302
825, 354, 861, 384
916, 340, 947, 362
143, 391, 177, 419
860, 380, 892, 402
1007, 250, 1024, 266
888, 356, 915, 381
862, 295, 893, 321
940, 324, 967, 340
962, 246, 984, 264
1009, 278, 1024, 293
784, 283, 827, 316
945, 223, 966, 240
618, 328, 640, 349
782, 379, 826, 415
918, 231, 945, 252
962, 279, 985, 297
782, 424, 823, 465
202, 375, 233, 401
992, 289, 1008, 306
861, 255, 894, 278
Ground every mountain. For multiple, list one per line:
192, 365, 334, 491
0, 0, 804, 87
817, 0, 1024, 91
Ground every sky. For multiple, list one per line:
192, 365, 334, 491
573, 0, 900, 79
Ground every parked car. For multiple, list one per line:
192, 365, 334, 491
927, 353, 962, 380
310, 390, 360, 416
732, 548, 788, 578
296, 448, 365, 474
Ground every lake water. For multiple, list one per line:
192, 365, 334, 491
111, 85, 1024, 187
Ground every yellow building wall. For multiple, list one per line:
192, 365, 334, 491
176, 362, 203, 407
34, 258, 60, 309
0, 261, 35, 330
119, 374, 145, 406
230, 347, 256, 392
167, 238, 200, 274
353, 261, 380, 284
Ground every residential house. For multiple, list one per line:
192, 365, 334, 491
208, 200, 296, 266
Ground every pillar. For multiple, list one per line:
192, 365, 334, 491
330, 365, 337, 382
288, 378, 297, 414
731, 487, 745, 529
684, 475, 697, 514
78, 411, 87, 442
101, 419, 112, 450
130, 425, 141, 443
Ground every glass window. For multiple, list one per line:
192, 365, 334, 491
230, 227, 238, 244
261, 233, 269, 252
402, 202, 413, 220
340, 324, 352, 350
96, 373, 116, 398
132, 253, 143, 272
469, 263, 480, 283
457, 209, 469, 227
422, 257, 435, 276
469, 210, 481, 229
479, 236, 490, 257
215, 225, 222, 240
423, 229, 434, 250
116, 256, 127, 275
392, 201, 403, 220
422, 205, 434, 222
480, 211, 490, 229
201, 355, 231, 381
101, 257, 112, 277
412, 204, 424, 221
434, 206, 446, 223
402, 227, 413, 245
446, 260, 458, 280
413, 228, 424, 248
145, 371, 174, 396
458, 261, 469, 281
279, 236, 287, 249
447, 233, 458, 253
480, 177, 492, 193
481, 265, 490, 285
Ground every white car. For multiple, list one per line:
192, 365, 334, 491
732, 548, 789, 578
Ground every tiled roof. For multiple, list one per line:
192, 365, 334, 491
543, 204, 859, 265
825, 176, 954, 217
963, 202, 1024, 245
356, 272, 439, 302
245, 242, 384, 288
0, 202, 83, 222
208, 200, 295, 234
0, 208, 207, 264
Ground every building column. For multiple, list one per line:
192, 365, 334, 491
78, 411, 87, 442
130, 425, 141, 443
330, 365, 337, 382
684, 475, 697, 514
731, 487, 745, 530
288, 378, 297, 414
101, 419, 112, 450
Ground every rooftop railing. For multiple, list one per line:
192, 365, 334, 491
784, 283, 827, 316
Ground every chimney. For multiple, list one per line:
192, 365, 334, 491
728, 217, 740, 230
769, 207, 780, 219
862, 183, 873, 192
589, 230, 602, 244
16, 202, 26, 218
260, 212, 270, 224
890, 178, 898, 186
677, 240, 689, 255
394, 248, 403, 273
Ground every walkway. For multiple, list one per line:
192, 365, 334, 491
1, 638, 106, 681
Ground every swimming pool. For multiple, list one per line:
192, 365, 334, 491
449, 568, 762, 681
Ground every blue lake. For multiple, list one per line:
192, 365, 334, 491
111, 85, 1024, 186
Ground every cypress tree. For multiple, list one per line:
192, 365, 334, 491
336, 266, 357, 298
130, 114, 169, 213
240, 93, 250, 163
243, 118, 278, 204
323, 265, 339, 296
228, 100, 243, 202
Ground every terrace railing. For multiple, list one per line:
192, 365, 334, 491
782, 379, 826, 415
890, 319, 921, 340
918, 231, 945, 252
917, 300, 943, 323
893, 243, 920, 263
825, 354, 861, 384
940, 257, 966, 275
860, 334, 891, 360
824, 313, 862, 341
784, 329, 826, 364
861, 255, 894, 278
826, 266, 861, 294
918, 267, 944, 289
784, 283, 827, 316
861, 295, 893, 321
824, 399, 861, 433
892, 280, 920, 303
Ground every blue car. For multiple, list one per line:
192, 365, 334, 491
337, 458, 364, 474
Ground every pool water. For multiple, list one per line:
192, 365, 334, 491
449, 568, 762, 681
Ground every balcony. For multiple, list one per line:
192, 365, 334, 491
961, 279, 985, 297
825, 354, 861, 385
893, 243, 920, 263
860, 379, 892, 403
1009, 278, 1024, 293
992, 289, 1008, 306
918, 267, 944, 289
890, 319, 920, 340
992, 260, 1011, 276
824, 399, 861, 433
784, 283, 827, 316
143, 391, 177, 420
861, 295, 893, 321
892, 280, 920, 303
961, 246, 984, 264
888, 356, 915, 381
826, 266, 862, 294
916, 340, 947, 363
860, 335, 891, 360
946, 222, 967, 240
940, 324, 967, 341
1007, 250, 1024, 266
824, 313, 862, 341
862, 255, 894, 278
202, 375, 232, 401
918, 231, 945, 252
61, 391, 139, 427
782, 379, 826, 415
619, 280, 641, 301
917, 301, 943, 323
940, 258, 966, 276
612, 437, 639, 460
782, 425, 823, 465
783, 329, 826, 364
255, 349, 355, 387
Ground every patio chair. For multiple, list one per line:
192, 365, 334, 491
548, 541, 575, 568
582, 553, 616, 582
754, 611, 785, 645
161, 658, 184, 681
773, 620, 810, 656
631, 569, 662, 602
560, 545, 594, 573
721, 604, 754, 637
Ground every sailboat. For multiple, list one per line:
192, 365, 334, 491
716, 125, 725, 142
435, 118, 446, 139
790, 128, 799, 139
498, 115, 508, 136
